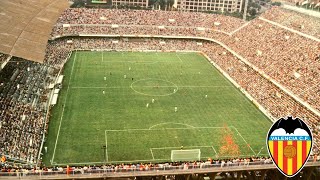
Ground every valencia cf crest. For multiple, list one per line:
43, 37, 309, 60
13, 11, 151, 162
266, 116, 313, 177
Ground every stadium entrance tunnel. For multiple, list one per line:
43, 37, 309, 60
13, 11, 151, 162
130, 78, 178, 96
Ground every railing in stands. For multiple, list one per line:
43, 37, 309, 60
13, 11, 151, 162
1, 161, 319, 179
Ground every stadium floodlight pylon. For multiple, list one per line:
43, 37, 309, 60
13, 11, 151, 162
171, 149, 201, 162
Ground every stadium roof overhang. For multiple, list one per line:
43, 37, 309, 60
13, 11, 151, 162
0, 0, 69, 63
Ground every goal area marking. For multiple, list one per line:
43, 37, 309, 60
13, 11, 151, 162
51, 125, 269, 165
102, 126, 256, 164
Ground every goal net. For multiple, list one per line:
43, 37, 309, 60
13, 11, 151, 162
171, 149, 201, 162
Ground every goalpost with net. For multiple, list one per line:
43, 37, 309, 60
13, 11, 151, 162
171, 149, 201, 162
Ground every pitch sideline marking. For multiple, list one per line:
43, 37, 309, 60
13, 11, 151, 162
230, 126, 257, 156
175, 53, 183, 63
149, 122, 195, 130
51, 51, 77, 165
105, 130, 109, 162
101, 51, 104, 62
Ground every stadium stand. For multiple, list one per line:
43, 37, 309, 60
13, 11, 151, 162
0, 57, 56, 164
1, 156, 318, 178
260, 7, 320, 38
224, 17, 320, 113
51, 8, 244, 42
54, 8, 245, 31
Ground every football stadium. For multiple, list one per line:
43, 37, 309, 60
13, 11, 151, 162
0, 0, 320, 179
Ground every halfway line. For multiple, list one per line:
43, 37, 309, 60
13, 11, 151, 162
71, 85, 233, 89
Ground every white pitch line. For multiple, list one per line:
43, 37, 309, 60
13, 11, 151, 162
70, 85, 232, 89
51, 51, 77, 164
105, 130, 108, 162
71, 87, 123, 89
101, 51, 104, 62
150, 149, 155, 160
101, 61, 159, 64
105, 126, 229, 132
105, 126, 233, 132
151, 146, 213, 150
149, 122, 195, 130
211, 146, 218, 156
230, 126, 256, 155
133, 85, 232, 88
175, 53, 183, 63
52, 159, 171, 165
52, 161, 110, 165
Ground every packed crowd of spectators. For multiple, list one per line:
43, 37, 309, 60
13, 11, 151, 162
51, 8, 244, 43
54, 8, 244, 32
0, 98, 43, 164
0, 57, 56, 164
261, 7, 320, 38
225, 18, 320, 112
53, 25, 229, 42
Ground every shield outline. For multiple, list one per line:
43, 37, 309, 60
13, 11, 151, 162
266, 116, 313, 177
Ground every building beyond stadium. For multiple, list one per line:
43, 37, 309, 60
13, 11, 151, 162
112, 0, 149, 8
109, 0, 243, 12
174, 0, 243, 12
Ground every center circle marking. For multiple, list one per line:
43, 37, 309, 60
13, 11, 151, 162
130, 78, 178, 96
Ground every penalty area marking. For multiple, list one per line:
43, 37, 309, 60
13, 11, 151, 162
149, 122, 195, 130
53, 127, 256, 165
103, 126, 254, 163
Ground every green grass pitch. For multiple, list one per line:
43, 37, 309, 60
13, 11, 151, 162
43, 51, 272, 166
